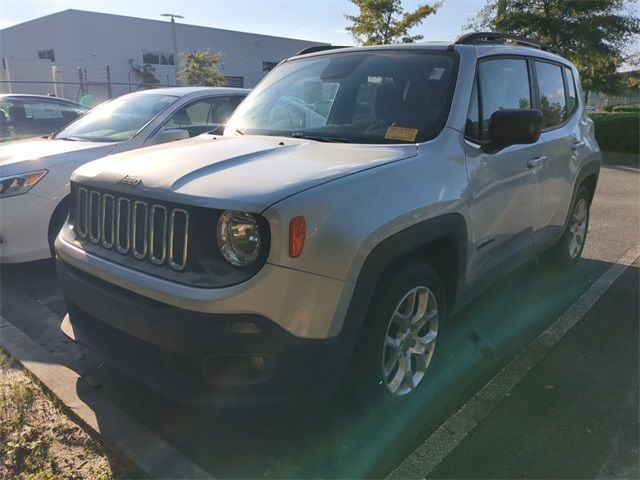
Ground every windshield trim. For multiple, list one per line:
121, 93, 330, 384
53, 93, 180, 143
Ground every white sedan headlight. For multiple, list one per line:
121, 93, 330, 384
217, 211, 262, 267
0, 170, 48, 198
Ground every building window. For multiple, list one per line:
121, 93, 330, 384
38, 49, 55, 62
142, 51, 174, 66
263, 61, 278, 72
225, 76, 244, 88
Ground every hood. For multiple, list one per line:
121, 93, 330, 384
0, 137, 117, 176
72, 135, 418, 212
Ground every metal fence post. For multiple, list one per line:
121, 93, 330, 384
106, 64, 112, 98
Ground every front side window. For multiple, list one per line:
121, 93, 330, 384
164, 97, 237, 137
55, 94, 177, 142
479, 58, 532, 140
535, 61, 567, 128
226, 50, 458, 144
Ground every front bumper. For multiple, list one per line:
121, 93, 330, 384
0, 193, 55, 263
57, 258, 356, 405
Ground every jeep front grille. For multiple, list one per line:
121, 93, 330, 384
75, 187, 189, 271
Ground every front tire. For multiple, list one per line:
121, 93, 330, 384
343, 261, 446, 404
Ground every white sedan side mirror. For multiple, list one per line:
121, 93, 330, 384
155, 128, 189, 145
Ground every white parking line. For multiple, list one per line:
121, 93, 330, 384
389, 242, 640, 479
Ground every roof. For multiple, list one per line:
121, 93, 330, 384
129, 86, 251, 97
289, 35, 568, 66
0, 94, 85, 106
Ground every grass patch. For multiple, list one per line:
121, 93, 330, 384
0, 348, 128, 479
589, 112, 640, 154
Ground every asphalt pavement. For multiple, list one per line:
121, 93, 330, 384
0, 152, 638, 478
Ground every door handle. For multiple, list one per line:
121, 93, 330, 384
527, 156, 547, 168
571, 141, 585, 151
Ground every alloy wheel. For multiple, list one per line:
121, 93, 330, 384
381, 286, 439, 396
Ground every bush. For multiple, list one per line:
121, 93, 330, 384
589, 112, 639, 154
611, 104, 640, 113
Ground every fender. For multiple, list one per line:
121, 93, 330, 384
563, 159, 601, 230
339, 213, 468, 350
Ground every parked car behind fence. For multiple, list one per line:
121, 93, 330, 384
0, 94, 89, 143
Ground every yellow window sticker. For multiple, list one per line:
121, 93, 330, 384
385, 126, 418, 142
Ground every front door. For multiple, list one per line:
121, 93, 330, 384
464, 57, 544, 286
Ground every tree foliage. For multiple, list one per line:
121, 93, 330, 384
467, 0, 640, 95
177, 50, 227, 87
140, 64, 160, 86
345, 0, 441, 45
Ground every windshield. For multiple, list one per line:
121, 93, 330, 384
54, 94, 177, 142
226, 50, 457, 144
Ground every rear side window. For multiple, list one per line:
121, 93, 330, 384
564, 66, 578, 115
534, 61, 567, 128
465, 58, 532, 142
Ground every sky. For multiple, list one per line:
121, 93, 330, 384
0, 0, 488, 45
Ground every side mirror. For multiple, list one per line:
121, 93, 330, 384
483, 109, 543, 154
155, 128, 190, 145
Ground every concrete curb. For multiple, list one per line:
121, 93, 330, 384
0, 315, 211, 479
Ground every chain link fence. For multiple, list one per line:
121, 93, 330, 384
0, 79, 178, 107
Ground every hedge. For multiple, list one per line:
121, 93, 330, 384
589, 112, 639, 154
611, 104, 640, 113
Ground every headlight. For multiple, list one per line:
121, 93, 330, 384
217, 211, 262, 267
0, 170, 47, 198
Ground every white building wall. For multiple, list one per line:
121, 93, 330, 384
0, 9, 327, 102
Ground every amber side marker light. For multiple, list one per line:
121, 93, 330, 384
289, 216, 306, 258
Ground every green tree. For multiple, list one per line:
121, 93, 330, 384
467, 0, 640, 95
140, 64, 160, 86
345, 0, 441, 45
177, 49, 227, 87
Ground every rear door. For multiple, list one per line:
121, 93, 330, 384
532, 61, 582, 245
464, 57, 545, 285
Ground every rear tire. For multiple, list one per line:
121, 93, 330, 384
342, 261, 446, 406
542, 186, 591, 269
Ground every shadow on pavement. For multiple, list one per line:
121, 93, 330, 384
0, 243, 635, 478
63, 255, 622, 478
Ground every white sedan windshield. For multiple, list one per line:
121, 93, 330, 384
55, 94, 177, 142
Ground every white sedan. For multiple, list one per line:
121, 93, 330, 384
0, 87, 248, 263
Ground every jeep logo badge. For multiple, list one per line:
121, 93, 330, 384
117, 175, 141, 187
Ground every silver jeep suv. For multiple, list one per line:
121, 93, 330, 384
55, 33, 600, 404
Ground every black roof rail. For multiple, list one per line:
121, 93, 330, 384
293, 45, 349, 56
455, 32, 562, 56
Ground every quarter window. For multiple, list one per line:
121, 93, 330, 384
535, 61, 567, 128
564, 66, 578, 115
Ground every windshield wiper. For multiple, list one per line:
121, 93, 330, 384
291, 132, 350, 143
56, 136, 81, 141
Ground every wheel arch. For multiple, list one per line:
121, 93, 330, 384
341, 213, 468, 340
563, 160, 600, 230
47, 194, 71, 254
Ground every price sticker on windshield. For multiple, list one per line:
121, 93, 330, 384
385, 126, 419, 142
